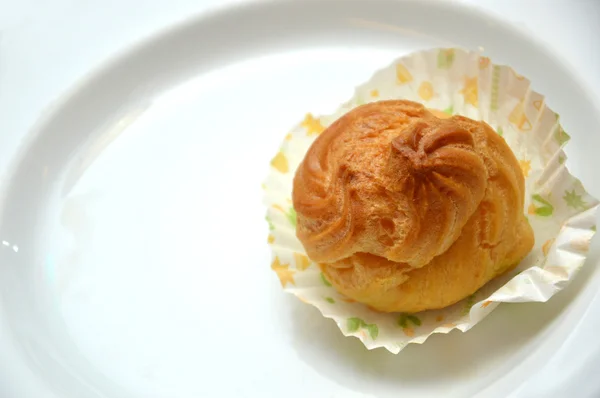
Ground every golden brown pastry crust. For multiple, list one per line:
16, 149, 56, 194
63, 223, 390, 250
292, 100, 534, 313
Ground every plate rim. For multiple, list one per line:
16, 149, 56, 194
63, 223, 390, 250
1, 1, 600, 397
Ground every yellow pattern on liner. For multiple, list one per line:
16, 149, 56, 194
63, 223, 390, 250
460, 76, 478, 107
301, 113, 325, 135
542, 239, 555, 256
396, 64, 413, 84
294, 253, 311, 271
270, 152, 289, 173
271, 257, 295, 287
418, 81, 434, 101
509, 102, 532, 131
402, 328, 414, 337
519, 159, 531, 178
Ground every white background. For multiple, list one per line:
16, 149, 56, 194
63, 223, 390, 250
1, 0, 600, 397
0, 0, 599, 173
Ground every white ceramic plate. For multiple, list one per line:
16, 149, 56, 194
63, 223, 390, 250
1, 1, 600, 397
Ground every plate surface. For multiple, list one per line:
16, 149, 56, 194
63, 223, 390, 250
1, 1, 600, 397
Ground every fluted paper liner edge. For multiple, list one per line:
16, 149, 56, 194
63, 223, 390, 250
263, 48, 599, 353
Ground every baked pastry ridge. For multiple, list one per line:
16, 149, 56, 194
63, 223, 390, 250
292, 100, 534, 312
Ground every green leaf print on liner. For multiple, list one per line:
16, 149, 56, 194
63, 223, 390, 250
497, 126, 503, 137
265, 215, 275, 231
563, 189, 586, 209
437, 49, 455, 69
355, 94, 366, 106
591, 226, 597, 232
272, 204, 297, 227
398, 314, 421, 328
462, 294, 476, 315
531, 194, 554, 217
406, 315, 422, 326
366, 324, 379, 340
554, 126, 571, 146
535, 206, 553, 217
347, 317, 362, 332
443, 105, 454, 115
325, 297, 335, 304
398, 316, 408, 328
287, 208, 297, 227
347, 317, 379, 339
320, 273, 332, 287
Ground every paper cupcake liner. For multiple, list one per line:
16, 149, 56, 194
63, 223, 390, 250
263, 48, 599, 353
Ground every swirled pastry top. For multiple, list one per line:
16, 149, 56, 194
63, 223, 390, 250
293, 100, 498, 268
